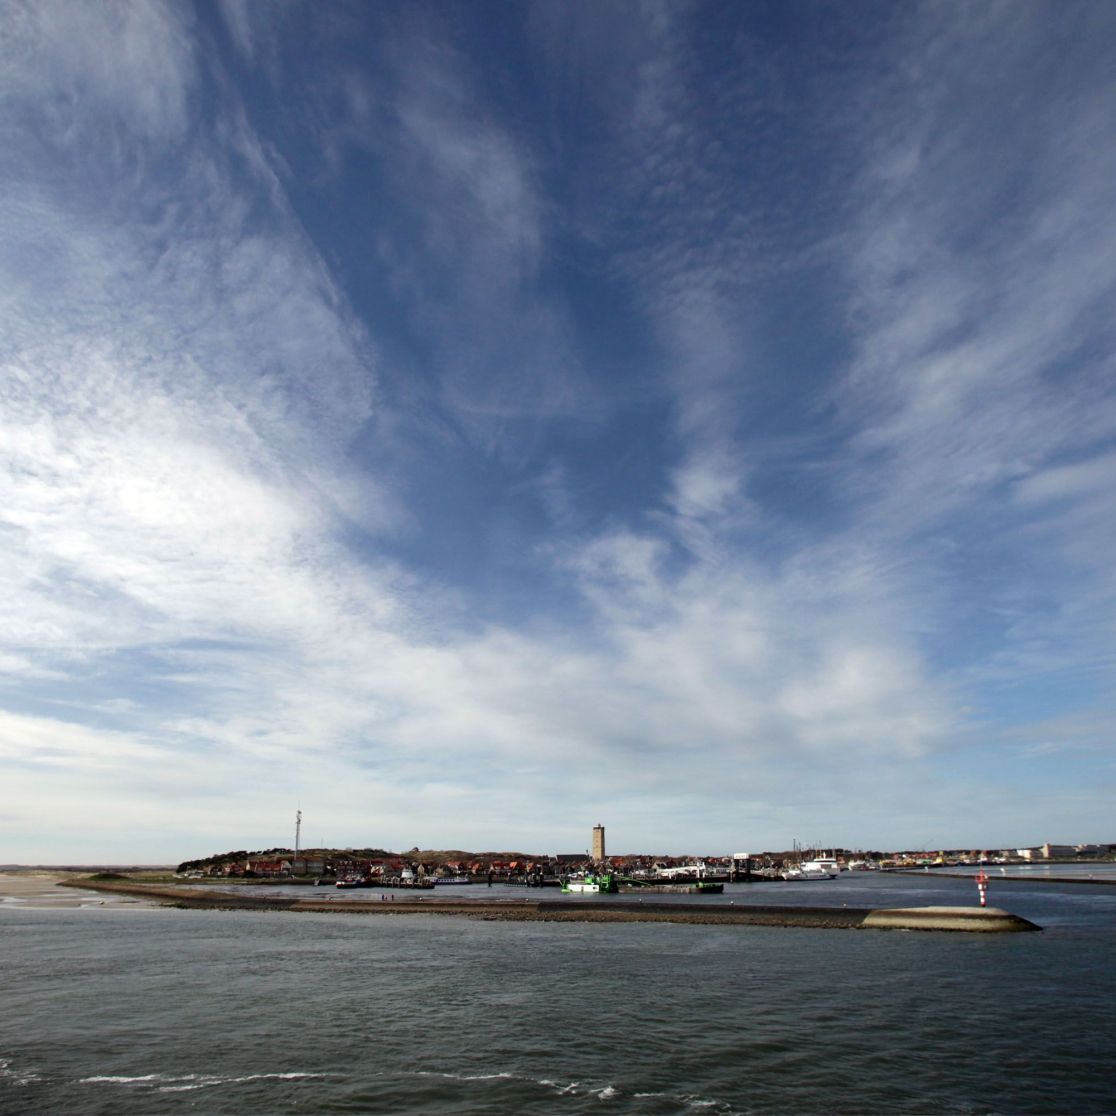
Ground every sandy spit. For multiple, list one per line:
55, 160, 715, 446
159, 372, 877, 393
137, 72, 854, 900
55, 878, 872, 928
0, 872, 158, 910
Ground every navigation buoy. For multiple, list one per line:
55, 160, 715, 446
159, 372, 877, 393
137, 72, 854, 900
976, 868, 989, 908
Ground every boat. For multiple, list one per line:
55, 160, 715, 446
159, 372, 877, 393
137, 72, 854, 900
335, 876, 376, 889
561, 873, 618, 894
618, 879, 724, 894
800, 854, 839, 879
693, 880, 724, 893
653, 860, 727, 882
781, 842, 839, 880
433, 875, 471, 885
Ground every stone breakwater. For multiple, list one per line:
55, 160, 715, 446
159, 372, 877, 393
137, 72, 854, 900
57, 879, 1041, 932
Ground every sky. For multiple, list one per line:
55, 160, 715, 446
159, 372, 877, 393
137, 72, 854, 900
2, 1, 1115, 863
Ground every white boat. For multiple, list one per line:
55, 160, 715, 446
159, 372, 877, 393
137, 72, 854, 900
781, 865, 830, 881
564, 879, 602, 892
433, 875, 471, 885
654, 860, 722, 880
800, 855, 839, 879
781, 843, 839, 880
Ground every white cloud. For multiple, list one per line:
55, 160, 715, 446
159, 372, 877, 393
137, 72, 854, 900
836, 10, 1116, 543
2, 4, 1114, 859
1015, 455, 1116, 508
1, 0, 196, 144
216, 0, 257, 62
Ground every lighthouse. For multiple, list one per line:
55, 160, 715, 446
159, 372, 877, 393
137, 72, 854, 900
592, 823, 606, 863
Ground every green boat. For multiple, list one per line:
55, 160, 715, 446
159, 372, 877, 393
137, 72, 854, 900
561, 873, 618, 894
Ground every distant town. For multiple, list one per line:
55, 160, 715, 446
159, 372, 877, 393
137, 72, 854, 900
175, 824, 1116, 884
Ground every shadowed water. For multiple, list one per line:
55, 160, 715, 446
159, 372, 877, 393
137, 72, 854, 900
3, 873, 1115, 1114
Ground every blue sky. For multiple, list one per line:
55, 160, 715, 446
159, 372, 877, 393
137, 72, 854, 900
3, 1, 1115, 862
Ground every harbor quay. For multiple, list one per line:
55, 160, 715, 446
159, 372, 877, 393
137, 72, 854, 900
58, 877, 1041, 932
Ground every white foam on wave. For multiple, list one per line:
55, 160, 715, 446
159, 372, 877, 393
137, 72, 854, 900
633, 1089, 739, 1113
81, 1074, 164, 1084
0, 1057, 42, 1086
414, 1070, 516, 1082
407, 1068, 626, 1103
81, 1071, 327, 1090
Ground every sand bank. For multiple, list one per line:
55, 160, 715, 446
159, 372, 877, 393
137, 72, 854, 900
56, 878, 1040, 931
0, 872, 157, 910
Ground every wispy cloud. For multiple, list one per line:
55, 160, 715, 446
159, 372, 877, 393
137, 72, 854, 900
2, 3, 1114, 859
2, 0, 196, 144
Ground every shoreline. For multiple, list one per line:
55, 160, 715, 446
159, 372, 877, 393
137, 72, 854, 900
0, 871, 158, 910
895, 869, 1116, 886
52, 877, 1041, 932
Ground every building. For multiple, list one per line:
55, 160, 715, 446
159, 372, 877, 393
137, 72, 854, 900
244, 858, 290, 877
1042, 844, 1077, 859
290, 856, 325, 876
592, 824, 606, 862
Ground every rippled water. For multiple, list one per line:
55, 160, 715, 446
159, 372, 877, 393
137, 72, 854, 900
928, 862, 1116, 881
3, 873, 1115, 1114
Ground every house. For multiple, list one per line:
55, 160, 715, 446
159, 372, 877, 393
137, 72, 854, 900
245, 858, 290, 877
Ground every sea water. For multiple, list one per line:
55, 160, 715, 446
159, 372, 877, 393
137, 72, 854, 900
2, 873, 1115, 1114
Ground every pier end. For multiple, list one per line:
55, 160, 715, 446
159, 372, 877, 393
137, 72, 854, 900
862, 905, 1041, 932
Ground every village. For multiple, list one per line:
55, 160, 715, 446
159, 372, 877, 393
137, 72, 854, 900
175, 829, 1115, 886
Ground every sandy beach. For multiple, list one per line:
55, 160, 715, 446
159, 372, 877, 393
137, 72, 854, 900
0, 872, 156, 910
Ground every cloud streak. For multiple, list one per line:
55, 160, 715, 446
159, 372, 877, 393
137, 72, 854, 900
2, 2, 1114, 860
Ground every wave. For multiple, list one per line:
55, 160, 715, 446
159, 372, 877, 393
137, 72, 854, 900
80, 1071, 327, 1091
410, 1069, 736, 1109
0, 1057, 42, 1087
634, 1090, 742, 1113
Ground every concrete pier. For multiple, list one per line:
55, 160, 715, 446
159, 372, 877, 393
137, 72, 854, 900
862, 905, 1040, 932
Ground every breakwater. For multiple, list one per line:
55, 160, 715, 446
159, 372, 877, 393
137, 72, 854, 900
58, 878, 1039, 931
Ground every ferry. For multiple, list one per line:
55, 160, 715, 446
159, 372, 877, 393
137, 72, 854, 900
781, 849, 840, 880
781, 865, 830, 881
801, 855, 840, 879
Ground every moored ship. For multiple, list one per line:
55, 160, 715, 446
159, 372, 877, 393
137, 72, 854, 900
561, 873, 618, 894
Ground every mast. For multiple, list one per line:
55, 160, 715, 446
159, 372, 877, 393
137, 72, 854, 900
295, 807, 302, 858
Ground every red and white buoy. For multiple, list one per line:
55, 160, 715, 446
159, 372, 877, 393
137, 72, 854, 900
976, 867, 989, 908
